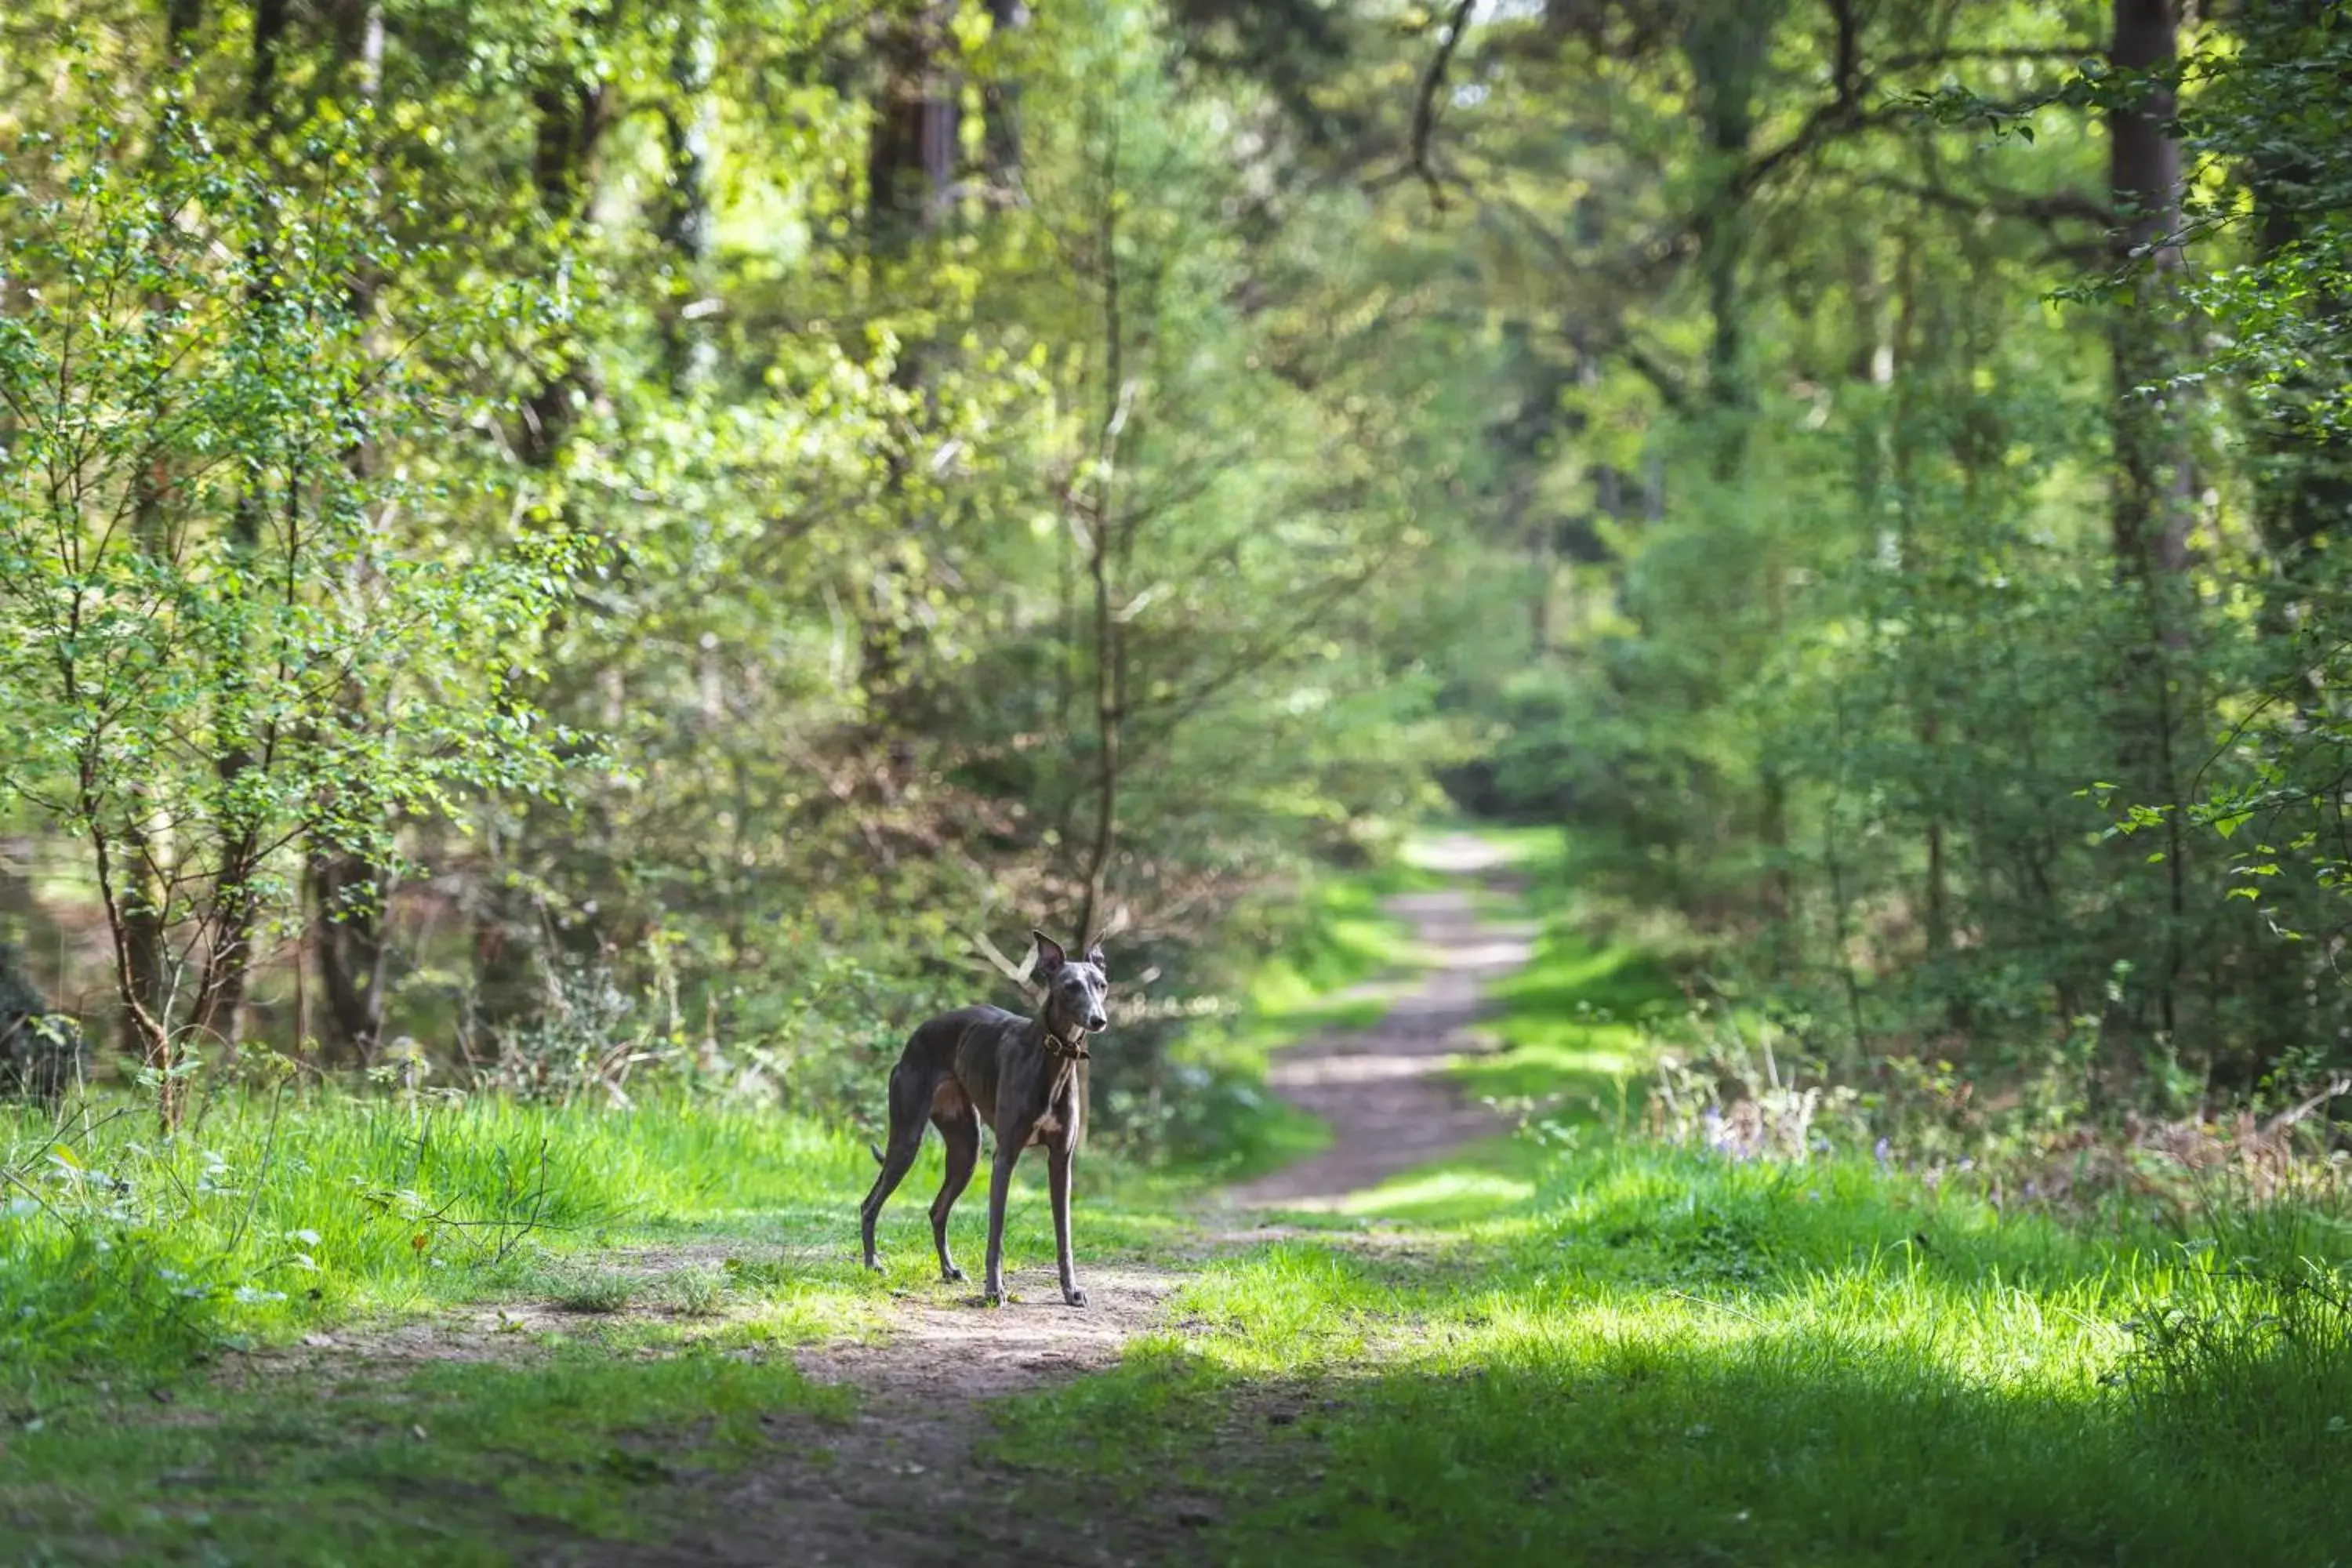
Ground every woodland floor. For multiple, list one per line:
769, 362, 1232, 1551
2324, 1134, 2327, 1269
16, 838, 2349, 1566
6, 837, 1532, 1566
537, 835, 1534, 1566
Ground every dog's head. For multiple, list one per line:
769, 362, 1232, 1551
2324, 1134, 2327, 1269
1031, 929, 1110, 1036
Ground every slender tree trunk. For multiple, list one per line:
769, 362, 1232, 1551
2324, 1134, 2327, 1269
866, 2, 960, 256
1075, 125, 1127, 949
190, 0, 292, 1053
655, 2, 714, 391
1684, 0, 1788, 934
979, 0, 1029, 182
472, 27, 611, 1043
120, 0, 205, 1062
307, 0, 392, 1065
858, 1, 960, 732
2108, 0, 2190, 590
2103, 0, 2191, 1061
89, 785, 179, 1131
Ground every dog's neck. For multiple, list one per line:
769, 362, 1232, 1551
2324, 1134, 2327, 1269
1034, 1012, 1091, 1062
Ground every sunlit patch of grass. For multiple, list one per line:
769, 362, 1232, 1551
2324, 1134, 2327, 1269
1449, 848, 1679, 1124
993, 1139, 2352, 1566
1243, 876, 1422, 1027
0, 1091, 903, 1396
1406, 823, 1566, 879
1330, 1159, 1536, 1226
0, 1084, 1236, 1411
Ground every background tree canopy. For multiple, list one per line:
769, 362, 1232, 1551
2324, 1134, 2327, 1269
0, 0, 2347, 1148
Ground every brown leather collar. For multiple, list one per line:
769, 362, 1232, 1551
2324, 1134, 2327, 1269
1041, 1031, 1091, 1062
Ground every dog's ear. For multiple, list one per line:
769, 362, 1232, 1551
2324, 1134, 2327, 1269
1030, 930, 1067, 975
1085, 941, 1106, 975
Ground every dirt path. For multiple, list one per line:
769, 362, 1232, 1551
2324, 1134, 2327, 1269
1225, 834, 1534, 1209
568, 840, 1534, 1565
563, 1267, 1190, 1567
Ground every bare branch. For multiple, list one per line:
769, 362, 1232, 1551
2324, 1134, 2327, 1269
1371, 0, 1479, 210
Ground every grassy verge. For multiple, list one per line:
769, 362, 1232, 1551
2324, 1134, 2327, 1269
985, 825, 2352, 1566
0, 1085, 1227, 1563
1442, 826, 1676, 1123
994, 1127, 2352, 1566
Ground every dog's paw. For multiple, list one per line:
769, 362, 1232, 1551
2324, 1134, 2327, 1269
941, 1265, 966, 1283
1063, 1287, 1089, 1308
862, 1257, 884, 1273
982, 1289, 1006, 1308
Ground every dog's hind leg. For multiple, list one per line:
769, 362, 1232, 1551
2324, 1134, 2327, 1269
860, 1063, 931, 1271
929, 1089, 980, 1283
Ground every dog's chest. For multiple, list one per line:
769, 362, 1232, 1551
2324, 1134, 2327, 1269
1021, 1073, 1081, 1145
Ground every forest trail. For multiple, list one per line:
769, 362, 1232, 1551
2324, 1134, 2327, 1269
1224, 833, 1535, 1208
589, 839, 1537, 1565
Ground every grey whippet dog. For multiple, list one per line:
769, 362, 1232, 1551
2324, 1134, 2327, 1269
859, 930, 1109, 1306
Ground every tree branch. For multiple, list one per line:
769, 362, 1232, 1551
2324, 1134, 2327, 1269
1373, 0, 1479, 209
1859, 172, 2111, 231
1881, 45, 2101, 71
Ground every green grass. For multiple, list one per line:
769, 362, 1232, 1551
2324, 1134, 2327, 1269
0, 850, 1414, 1561
1455, 916, 1671, 1116
0, 1085, 1229, 1389
981, 826, 2352, 1566
13, 830, 2348, 1565
0, 1085, 1217, 1563
1, 1093, 889, 1389
1242, 863, 1425, 1025
2, 1333, 851, 1564
994, 1140, 2352, 1566
1443, 828, 1678, 1123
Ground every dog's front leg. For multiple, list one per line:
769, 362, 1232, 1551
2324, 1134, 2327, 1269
981, 1134, 1022, 1305
1047, 1138, 1086, 1308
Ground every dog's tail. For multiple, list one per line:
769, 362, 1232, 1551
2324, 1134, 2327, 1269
869, 1142, 884, 1166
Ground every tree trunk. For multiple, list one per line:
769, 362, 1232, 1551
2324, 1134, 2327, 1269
2108, 0, 2190, 588
2103, 0, 2191, 1060
979, 0, 1029, 182
1074, 130, 1127, 949
120, 0, 205, 1062
655, 2, 714, 390
858, 2, 960, 729
1683, 0, 1787, 932
472, 29, 612, 1043
866, 2, 960, 256
303, 0, 391, 1066
190, 0, 292, 1054
311, 846, 392, 1059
